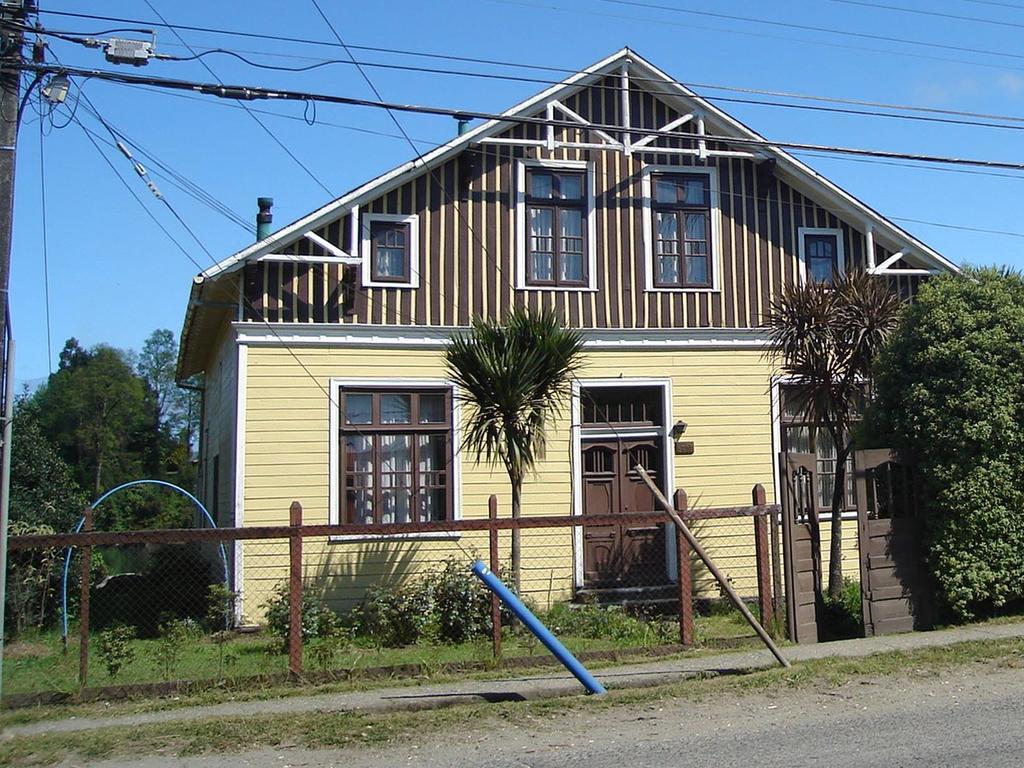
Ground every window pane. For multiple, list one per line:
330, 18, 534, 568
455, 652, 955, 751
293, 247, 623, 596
376, 248, 406, 277
344, 435, 374, 525
658, 255, 680, 285
686, 256, 708, 285
560, 209, 584, 277
530, 172, 553, 199
380, 434, 412, 524
682, 178, 707, 205
684, 212, 706, 241
418, 434, 448, 522
345, 393, 372, 425
558, 173, 583, 200
531, 252, 554, 282
655, 212, 678, 255
810, 257, 835, 283
381, 394, 412, 424
561, 253, 584, 282
529, 207, 554, 263
655, 178, 678, 204
419, 393, 446, 424
784, 425, 811, 454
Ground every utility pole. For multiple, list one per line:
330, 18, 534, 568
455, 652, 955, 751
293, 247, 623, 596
0, 0, 31, 701
0, 1, 30, 343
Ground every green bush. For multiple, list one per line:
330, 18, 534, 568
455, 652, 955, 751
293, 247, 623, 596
262, 583, 342, 646
357, 580, 435, 647
540, 602, 676, 646
819, 578, 863, 641
871, 267, 1024, 619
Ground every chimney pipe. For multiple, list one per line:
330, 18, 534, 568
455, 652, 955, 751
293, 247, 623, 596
256, 197, 273, 241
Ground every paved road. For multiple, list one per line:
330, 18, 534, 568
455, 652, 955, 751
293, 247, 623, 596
80, 661, 1024, 768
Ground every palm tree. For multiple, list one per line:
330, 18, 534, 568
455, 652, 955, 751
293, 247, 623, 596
766, 271, 903, 601
445, 309, 586, 593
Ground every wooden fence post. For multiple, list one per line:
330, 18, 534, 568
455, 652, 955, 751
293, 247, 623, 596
78, 506, 93, 688
288, 501, 303, 679
488, 495, 502, 659
753, 484, 775, 633
674, 490, 693, 647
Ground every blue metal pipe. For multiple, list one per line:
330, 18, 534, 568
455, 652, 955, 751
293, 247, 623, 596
470, 560, 606, 695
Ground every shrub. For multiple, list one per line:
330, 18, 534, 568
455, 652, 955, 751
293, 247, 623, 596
97, 624, 136, 678
430, 558, 496, 644
357, 580, 434, 647
263, 583, 341, 646
871, 268, 1024, 619
818, 578, 863, 641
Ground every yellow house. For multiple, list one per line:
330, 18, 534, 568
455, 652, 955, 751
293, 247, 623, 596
176, 48, 955, 621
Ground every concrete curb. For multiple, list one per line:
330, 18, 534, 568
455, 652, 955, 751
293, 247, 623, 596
5, 621, 1024, 740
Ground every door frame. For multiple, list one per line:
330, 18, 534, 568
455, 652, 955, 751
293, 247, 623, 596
570, 378, 676, 589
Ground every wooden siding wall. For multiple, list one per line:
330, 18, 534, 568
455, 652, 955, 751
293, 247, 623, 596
243, 77, 921, 328
237, 344, 780, 616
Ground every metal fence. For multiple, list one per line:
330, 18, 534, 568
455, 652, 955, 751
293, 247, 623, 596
2, 488, 779, 707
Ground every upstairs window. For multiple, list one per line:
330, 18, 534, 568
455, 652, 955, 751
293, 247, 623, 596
370, 221, 410, 282
339, 389, 452, 525
800, 228, 845, 285
525, 168, 588, 287
651, 174, 712, 289
360, 213, 420, 288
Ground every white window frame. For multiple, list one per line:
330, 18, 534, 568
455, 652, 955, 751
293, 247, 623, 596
515, 158, 598, 292
641, 164, 723, 293
798, 227, 846, 285
360, 212, 420, 289
328, 377, 462, 541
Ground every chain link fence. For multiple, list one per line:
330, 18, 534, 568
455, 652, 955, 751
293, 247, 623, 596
2, 493, 778, 708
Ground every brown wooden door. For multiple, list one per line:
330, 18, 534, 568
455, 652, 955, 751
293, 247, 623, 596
855, 450, 933, 636
582, 438, 666, 587
779, 451, 821, 644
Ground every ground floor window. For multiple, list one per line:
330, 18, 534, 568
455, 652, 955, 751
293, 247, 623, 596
779, 385, 856, 512
339, 388, 452, 525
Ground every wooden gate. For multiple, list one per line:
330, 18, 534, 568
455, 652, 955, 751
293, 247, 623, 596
778, 452, 821, 644
855, 449, 934, 636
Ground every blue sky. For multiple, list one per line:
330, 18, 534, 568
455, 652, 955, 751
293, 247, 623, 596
11, 0, 1024, 385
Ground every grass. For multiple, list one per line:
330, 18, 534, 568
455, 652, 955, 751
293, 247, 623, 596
2, 609, 757, 697
3, 635, 1022, 768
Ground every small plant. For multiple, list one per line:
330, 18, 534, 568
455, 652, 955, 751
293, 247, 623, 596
263, 582, 341, 647
97, 625, 136, 679
153, 617, 192, 679
308, 625, 355, 672
206, 583, 239, 677
540, 602, 676, 647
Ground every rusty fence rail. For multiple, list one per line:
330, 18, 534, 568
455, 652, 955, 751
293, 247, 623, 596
3, 487, 779, 707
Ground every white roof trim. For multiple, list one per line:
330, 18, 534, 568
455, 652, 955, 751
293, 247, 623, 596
199, 46, 956, 281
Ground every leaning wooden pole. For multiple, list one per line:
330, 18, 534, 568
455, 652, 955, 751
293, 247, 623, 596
634, 466, 790, 668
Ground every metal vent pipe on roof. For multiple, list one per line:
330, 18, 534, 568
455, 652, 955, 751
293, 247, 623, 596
256, 197, 273, 241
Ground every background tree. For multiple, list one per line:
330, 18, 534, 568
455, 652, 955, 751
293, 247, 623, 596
870, 267, 1024, 619
445, 309, 585, 592
766, 271, 903, 601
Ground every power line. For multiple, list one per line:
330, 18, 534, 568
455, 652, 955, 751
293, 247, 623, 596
139, 1, 333, 198
27, 10, 1024, 125
36, 3, 1024, 78
828, 0, 1024, 30
21, 61, 1024, 173
589, 0, 1024, 61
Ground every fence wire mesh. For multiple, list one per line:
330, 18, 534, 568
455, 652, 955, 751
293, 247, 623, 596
2, 505, 778, 706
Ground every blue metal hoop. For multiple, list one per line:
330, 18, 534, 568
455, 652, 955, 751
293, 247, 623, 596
60, 479, 229, 640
